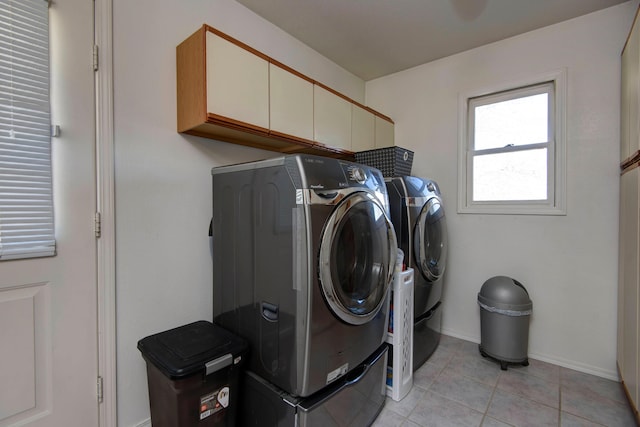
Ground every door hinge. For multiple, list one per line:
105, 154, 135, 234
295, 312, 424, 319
97, 376, 104, 403
93, 45, 99, 71
94, 212, 101, 238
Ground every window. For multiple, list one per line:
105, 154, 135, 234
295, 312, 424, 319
0, 0, 55, 259
458, 70, 566, 215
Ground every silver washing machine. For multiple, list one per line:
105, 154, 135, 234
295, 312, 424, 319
211, 154, 397, 398
386, 176, 448, 370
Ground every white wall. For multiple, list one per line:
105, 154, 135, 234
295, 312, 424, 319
112, 1, 364, 425
366, 1, 638, 379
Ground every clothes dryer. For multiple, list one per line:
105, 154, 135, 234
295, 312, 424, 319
386, 176, 448, 370
211, 154, 397, 397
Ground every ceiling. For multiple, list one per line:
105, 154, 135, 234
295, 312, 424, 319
236, 0, 630, 81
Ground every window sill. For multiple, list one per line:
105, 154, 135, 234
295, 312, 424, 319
457, 204, 566, 216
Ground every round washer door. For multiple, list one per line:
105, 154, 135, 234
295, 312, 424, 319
413, 197, 448, 282
319, 192, 397, 325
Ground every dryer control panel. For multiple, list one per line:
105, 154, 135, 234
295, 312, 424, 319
348, 166, 367, 184
295, 155, 383, 192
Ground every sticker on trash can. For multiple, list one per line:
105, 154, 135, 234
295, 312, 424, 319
199, 386, 229, 420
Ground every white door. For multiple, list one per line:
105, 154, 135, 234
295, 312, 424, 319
0, 0, 99, 426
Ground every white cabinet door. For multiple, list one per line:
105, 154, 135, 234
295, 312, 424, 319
375, 116, 395, 148
623, 19, 640, 163
618, 170, 627, 382
351, 104, 375, 152
314, 85, 352, 150
206, 32, 269, 129
622, 36, 632, 163
621, 167, 640, 407
270, 64, 314, 141
629, 22, 640, 159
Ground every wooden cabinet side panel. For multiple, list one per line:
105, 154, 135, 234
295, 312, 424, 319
177, 27, 206, 132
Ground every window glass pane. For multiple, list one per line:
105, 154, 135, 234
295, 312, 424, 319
473, 148, 547, 201
474, 93, 548, 150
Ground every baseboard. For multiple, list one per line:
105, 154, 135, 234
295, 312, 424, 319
440, 328, 619, 381
441, 328, 479, 345
133, 419, 151, 427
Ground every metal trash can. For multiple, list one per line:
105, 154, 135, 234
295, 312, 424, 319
138, 321, 248, 426
477, 276, 532, 370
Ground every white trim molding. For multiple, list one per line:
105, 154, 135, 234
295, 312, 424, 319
95, 0, 117, 425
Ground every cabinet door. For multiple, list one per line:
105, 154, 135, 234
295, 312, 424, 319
374, 116, 395, 148
630, 22, 640, 159
206, 31, 269, 129
269, 64, 314, 141
314, 85, 352, 150
620, 167, 640, 407
351, 105, 375, 152
622, 38, 632, 163
618, 170, 627, 378
624, 18, 640, 162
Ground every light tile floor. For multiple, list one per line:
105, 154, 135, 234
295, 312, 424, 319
373, 335, 636, 427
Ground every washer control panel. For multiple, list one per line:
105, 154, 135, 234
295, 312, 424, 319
350, 167, 367, 184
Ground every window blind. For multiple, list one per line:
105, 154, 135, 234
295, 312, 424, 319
0, 0, 55, 260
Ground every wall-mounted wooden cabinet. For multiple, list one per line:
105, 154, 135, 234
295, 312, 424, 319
177, 25, 394, 158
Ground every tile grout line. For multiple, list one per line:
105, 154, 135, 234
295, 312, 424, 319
557, 374, 562, 427
480, 368, 500, 427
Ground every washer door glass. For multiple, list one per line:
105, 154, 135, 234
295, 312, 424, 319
319, 192, 396, 325
413, 197, 448, 282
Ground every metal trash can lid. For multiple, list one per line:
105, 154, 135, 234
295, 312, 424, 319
477, 276, 532, 313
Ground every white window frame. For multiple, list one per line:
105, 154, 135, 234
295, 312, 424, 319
457, 69, 567, 215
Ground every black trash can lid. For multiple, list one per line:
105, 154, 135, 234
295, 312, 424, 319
137, 320, 248, 380
477, 276, 532, 312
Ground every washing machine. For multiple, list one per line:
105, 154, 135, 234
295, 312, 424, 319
386, 176, 448, 370
211, 154, 397, 398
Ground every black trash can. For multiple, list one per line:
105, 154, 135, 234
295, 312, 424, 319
138, 320, 248, 427
477, 276, 532, 370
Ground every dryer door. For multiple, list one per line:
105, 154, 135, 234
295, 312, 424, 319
319, 192, 397, 325
413, 197, 448, 282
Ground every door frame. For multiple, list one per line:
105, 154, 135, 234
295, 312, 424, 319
95, 0, 117, 425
